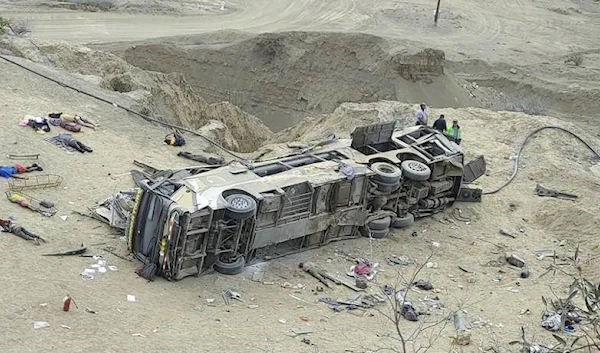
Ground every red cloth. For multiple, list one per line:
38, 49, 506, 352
353, 263, 372, 276
15, 164, 27, 173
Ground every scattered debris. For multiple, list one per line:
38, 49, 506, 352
60, 324, 71, 330
177, 151, 224, 165
401, 303, 419, 321
127, 295, 136, 302
62, 296, 73, 312
8, 153, 39, 160
541, 309, 581, 332
348, 262, 377, 281
382, 285, 393, 296
247, 304, 259, 309
355, 277, 367, 289
33, 321, 50, 329
85, 307, 96, 314
291, 327, 314, 335
453, 310, 472, 345
520, 269, 530, 278
251, 270, 265, 282
299, 262, 337, 288
387, 255, 411, 265
499, 229, 516, 238
413, 280, 433, 290
535, 184, 578, 200
505, 253, 526, 267
43, 245, 87, 257
458, 265, 473, 273
103, 247, 133, 262
89, 189, 137, 228
509, 68, 518, 74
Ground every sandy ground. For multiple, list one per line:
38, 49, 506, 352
1, 55, 600, 352
1, 0, 600, 352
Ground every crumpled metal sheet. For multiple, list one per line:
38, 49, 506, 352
89, 189, 137, 229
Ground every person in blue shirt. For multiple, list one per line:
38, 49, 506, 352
0, 163, 43, 179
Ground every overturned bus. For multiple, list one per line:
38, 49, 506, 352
127, 122, 485, 280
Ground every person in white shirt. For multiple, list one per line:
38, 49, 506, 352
415, 103, 428, 126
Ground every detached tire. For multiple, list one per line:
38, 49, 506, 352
392, 213, 415, 229
368, 216, 392, 230
214, 254, 245, 275
400, 160, 431, 181
224, 193, 257, 220
371, 162, 402, 184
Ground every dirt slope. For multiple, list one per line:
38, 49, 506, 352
4, 0, 599, 126
1, 36, 273, 152
102, 31, 483, 131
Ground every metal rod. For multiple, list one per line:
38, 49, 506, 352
434, 0, 441, 25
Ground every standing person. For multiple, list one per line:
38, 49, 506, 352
432, 114, 447, 132
0, 218, 46, 245
415, 103, 428, 126
445, 120, 463, 145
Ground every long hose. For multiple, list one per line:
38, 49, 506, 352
483, 126, 600, 195
0, 54, 249, 163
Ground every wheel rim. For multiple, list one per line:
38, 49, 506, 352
407, 161, 427, 172
230, 197, 249, 210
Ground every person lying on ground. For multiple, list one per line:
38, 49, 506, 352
25, 117, 51, 134
0, 218, 46, 245
55, 133, 93, 153
48, 116, 82, 133
7, 193, 39, 212
164, 132, 186, 147
49, 113, 98, 130
0, 163, 43, 179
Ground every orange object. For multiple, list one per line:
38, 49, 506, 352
63, 296, 72, 312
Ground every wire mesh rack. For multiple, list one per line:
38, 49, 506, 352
8, 174, 63, 192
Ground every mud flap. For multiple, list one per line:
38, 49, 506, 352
462, 155, 486, 184
456, 187, 482, 202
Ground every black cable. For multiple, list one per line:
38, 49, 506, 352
483, 126, 600, 195
0, 54, 248, 163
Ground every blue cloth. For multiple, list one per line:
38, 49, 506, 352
0, 166, 17, 178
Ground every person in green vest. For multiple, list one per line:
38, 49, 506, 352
445, 120, 463, 145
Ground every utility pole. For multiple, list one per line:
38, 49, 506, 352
434, 0, 441, 26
